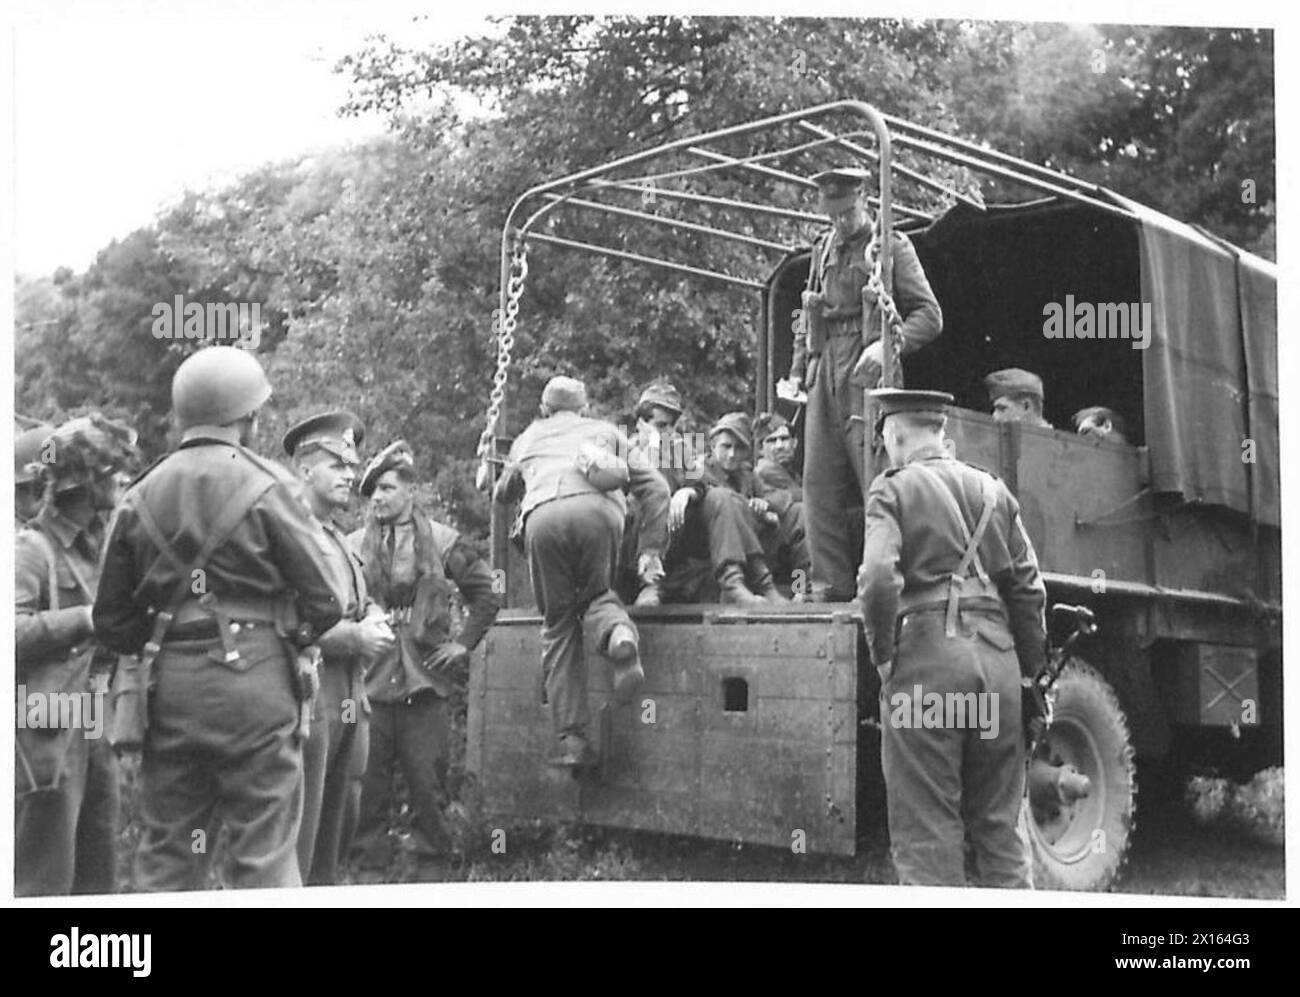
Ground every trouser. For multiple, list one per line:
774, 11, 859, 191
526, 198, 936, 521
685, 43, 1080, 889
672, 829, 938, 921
14, 726, 119, 897
352, 692, 451, 869
134, 628, 304, 891
760, 500, 810, 583
880, 610, 1032, 889
298, 657, 369, 885
526, 494, 632, 740
804, 334, 871, 600
660, 488, 768, 602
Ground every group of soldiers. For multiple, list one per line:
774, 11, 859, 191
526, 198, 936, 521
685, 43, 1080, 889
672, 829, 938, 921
488, 166, 1068, 888
15, 347, 501, 895
14, 164, 1122, 896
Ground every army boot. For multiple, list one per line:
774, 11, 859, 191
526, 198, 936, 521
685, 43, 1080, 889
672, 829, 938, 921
748, 557, 788, 604
605, 622, 644, 703
717, 563, 766, 606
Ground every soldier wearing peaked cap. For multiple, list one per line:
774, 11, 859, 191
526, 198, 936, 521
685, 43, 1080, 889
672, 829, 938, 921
1073, 405, 1129, 445
284, 412, 395, 885
94, 347, 346, 891
789, 166, 944, 602
985, 368, 1052, 429
348, 439, 500, 879
15, 413, 139, 896
494, 376, 669, 768
857, 388, 1047, 888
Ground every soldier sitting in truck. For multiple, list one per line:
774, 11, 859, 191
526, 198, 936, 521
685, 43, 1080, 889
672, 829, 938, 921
985, 368, 1053, 429
752, 411, 810, 587
1073, 406, 1130, 445
627, 385, 784, 607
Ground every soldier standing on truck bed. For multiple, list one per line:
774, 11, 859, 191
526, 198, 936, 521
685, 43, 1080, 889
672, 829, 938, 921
494, 376, 668, 768
857, 388, 1048, 888
786, 166, 943, 602
94, 346, 346, 890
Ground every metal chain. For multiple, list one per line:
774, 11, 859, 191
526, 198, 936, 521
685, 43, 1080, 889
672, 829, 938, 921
867, 251, 904, 389
475, 236, 529, 490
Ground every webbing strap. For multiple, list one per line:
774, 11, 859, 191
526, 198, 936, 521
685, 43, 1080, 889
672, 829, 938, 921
912, 464, 999, 636
23, 529, 64, 612
132, 473, 275, 660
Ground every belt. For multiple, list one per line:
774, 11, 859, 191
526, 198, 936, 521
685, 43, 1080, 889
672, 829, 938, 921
171, 598, 279, 627
164, 618, 273, 642
824, 314, 862, 338
898, 598, 1005, 621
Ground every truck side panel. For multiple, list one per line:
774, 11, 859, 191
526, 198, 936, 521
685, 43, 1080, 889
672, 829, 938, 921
469, 610, 860, 855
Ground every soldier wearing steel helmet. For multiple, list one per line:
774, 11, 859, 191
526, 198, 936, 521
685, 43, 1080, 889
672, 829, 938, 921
94, 346, 346, 891
857, 389, 1047, 888
15, 421, 56, 526
787, 166, 943, 602
15, 414, 138, 896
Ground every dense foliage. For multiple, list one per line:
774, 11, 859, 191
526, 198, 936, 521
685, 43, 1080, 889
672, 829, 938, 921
15, 18, 1274, 538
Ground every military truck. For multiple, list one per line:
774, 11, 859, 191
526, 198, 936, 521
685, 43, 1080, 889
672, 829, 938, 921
467, 102, 1280, 891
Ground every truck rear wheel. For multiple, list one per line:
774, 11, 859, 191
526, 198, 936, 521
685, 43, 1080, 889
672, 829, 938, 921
1026, 660, 1136, 891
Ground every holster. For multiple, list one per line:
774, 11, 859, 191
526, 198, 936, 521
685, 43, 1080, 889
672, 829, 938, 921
293, 645, 322, 743
106, 654, 149, 753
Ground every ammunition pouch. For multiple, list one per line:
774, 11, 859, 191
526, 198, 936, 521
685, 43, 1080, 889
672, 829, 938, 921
802, 290, 828, 358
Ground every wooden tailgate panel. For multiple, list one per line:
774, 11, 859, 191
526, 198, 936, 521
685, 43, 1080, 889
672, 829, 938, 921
468, 611, 860, 855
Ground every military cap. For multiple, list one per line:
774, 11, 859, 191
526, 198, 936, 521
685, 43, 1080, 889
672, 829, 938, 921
637, 380, 684, 417
812, 166, 871, 212
708, 411, 752, 450
15, 423, 55, 484
752, 411, 791, 447
282, 411, 365, 465
984, 368, 1044, 404
541, 375, 588, 414
1073, 406, 1128, 439
40, 414, 140, 492
360, 439, 415, 498
870, 388, 954, 431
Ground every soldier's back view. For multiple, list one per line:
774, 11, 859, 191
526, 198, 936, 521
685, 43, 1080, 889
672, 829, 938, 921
94, 347, 344, 890
857, 389, 1047, 888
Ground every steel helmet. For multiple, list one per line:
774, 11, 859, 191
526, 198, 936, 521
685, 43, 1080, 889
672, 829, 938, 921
15, 423, 55, 484
40, 414, 140, 493
172, 346, 272, 430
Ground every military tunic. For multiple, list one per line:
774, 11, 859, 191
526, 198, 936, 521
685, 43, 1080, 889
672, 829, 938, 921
297, 517, 375, 885
857, 443, 1046, 888
792, 228, 942, 599
498, 411, 667, 743
15, 507, 119, 897
94, 425, 345, 891
348, 513, 499, 870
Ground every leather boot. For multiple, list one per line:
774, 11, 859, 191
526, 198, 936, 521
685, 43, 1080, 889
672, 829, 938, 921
748, 559, 788, 604
717, 563, 766, 606
605, 623, 644, 703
